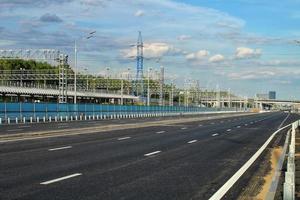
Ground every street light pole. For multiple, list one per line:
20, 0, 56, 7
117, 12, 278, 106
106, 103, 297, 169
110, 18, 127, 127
121, 75, 124, 105
20, 68, 24, 87
147, 67, 152, 106
170, 78, 174, 106
73, 31, 96, 104
84, 67, 88, 91
106, 67, 110, 93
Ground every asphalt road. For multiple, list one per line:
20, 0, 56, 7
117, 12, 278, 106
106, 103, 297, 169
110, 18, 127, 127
0, 112, 298, 200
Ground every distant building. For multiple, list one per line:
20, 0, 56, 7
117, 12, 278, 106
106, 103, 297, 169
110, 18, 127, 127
256, 91, 276, 100
269, 91, 276, 100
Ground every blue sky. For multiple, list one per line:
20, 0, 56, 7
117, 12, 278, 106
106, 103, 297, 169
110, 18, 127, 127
1, 0, 300, 99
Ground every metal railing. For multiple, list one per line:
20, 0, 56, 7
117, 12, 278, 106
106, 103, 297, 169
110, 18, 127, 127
0, 102, 240, 124
283, 120, 298, 200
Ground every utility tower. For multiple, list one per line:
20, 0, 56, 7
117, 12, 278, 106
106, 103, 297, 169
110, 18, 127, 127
135, 31, 144, 97
58, 54, 68, 103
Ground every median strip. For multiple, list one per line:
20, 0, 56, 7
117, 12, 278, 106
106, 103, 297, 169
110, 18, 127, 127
0, 112, 257, 143
40, 173, 82, 185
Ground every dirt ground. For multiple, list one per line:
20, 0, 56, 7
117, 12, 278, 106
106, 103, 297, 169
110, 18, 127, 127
256, 147, 283, 200
237, 146, 283, 200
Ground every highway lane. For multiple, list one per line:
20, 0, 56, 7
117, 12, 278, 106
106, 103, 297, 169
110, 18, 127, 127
0, 112, 271, 154
0, 112, 298, 200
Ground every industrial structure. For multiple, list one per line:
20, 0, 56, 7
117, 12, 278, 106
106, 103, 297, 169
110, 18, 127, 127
135, 31, 144, 97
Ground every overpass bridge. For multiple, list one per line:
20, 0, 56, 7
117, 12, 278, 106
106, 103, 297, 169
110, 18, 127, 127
200, 97, 300, 109
0, 85, 138, 104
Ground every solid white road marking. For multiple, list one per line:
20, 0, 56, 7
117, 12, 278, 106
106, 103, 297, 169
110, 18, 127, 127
40, 173, 82, 185
278, 113, 290, 129
212, 133, 219, 137
226, 129, 231, 132
48, 146, 72, 151
156, 131, 166, 134
208, 123, 292, 200
118, 137, 131, 141
7, 129, 23, 132
188, 140, 197, 144
144, 151, 161, 157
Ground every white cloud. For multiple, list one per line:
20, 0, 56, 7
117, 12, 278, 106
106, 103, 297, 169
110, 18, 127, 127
122, 42, 177, 59
80, 0, 108, 7
235, 47, 261, 59
227, 71, 276, 80
177, 35, 191, 41
209, 54, 225, 63
186, 50, 210, 60
134, 10, 144, 17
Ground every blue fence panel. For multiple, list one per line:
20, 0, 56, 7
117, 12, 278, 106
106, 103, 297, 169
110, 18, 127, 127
0, 102, 238, 122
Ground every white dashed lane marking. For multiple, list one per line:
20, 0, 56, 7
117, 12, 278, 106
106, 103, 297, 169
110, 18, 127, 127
144, 151, 161, 157
118, 137, 131, 141
48, 146, 72, 151
40, 173, 82, 185
212, 133, 219, 137
7, 129, 23, 132
156, 131, 166, 134
188, 140, 197, 144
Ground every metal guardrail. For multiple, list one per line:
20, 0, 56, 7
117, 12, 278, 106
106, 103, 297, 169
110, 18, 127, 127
283, 120, 298, 200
